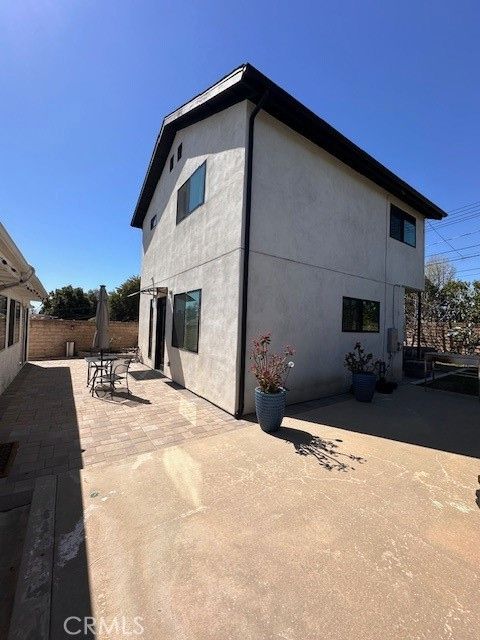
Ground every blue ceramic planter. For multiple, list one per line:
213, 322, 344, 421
352, 373, 376, 402
255, 387, 287, 432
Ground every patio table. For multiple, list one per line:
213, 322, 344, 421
85, 355, 118, 387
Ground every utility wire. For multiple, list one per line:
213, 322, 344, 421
426, 220, 463, 258
427, 228, 480, 247
426, 240, 480, 257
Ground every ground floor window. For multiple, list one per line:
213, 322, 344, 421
172, 289, 201, 352
8, 299, 21, 346
0, 296, 6, 350
342, 296, 380, 333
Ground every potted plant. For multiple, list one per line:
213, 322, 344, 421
344, 342, 379, 403
376, 358, 397, 394
250, 333, 295, 432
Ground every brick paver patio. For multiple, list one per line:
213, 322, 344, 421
0, 359, 248, 495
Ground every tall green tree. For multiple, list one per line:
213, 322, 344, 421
109, 276, 140, 321
40, 285, 96, 319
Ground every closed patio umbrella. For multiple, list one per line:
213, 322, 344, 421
93, 285, 110, 366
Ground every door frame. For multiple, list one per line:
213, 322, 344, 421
154, 296, 166, 371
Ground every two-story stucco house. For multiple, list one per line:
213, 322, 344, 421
0, 223, 47, 394
131, 64, 446, 416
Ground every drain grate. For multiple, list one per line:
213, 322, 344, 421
0, 442, 19, 477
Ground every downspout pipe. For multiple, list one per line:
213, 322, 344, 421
235, 90, 269, 419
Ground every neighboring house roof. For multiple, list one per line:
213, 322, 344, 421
0, 223, 47, 301
131, 63, 447, 228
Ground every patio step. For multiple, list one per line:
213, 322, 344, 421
7, 475, 56, 640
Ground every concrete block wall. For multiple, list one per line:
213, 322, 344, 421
29, 317, 139, 360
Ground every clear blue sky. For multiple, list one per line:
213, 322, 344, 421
1, 0, 479, 293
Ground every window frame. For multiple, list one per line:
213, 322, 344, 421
7, 299, 20, 347
342, 296, 380, 333
390, 204, 417, 248
171, 289, 201, 353
0, 295, 7, 351
176, 161, 206, 225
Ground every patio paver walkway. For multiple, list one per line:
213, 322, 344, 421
0, 359, 248, 495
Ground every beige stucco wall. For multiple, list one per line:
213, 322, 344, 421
244, 109, 422, 412
138, 102, 249, 413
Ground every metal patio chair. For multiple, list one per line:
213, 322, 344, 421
93, 358, 133, 398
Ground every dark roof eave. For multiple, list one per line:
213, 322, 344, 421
131, 64, 447, 228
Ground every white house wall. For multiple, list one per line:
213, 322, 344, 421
0, 286, 31, 395
139, 102, 249, 413
244, 110, 423, 412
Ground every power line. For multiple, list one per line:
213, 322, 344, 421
447, 200, 480, 214
426, 220, 463, 258
430, 208, 480, 228
427, 251, 480, 265
426, 240, 480, 257
427, 227, 480, 247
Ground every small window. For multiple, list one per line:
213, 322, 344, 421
14, 303, 21, 343
177, 143, 182, 161
172, 289, 201, 352
7, 299, 20, 346
176, 162, 206, 224
0, 296, 6, 351
390, 204, 416, 247
342, 297, 380, 333
150, 215, 157, 230
169, 156, 174, 172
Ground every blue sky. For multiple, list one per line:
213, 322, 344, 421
1, 0, 479, 292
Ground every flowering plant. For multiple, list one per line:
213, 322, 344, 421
250, 333, 295, 393
344, 342, 381, 375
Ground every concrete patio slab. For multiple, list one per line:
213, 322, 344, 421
50, 385, 480, 640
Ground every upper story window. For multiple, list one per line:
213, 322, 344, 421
342, 296, 380, 333
169, 156, 174, 172
172, 289, 201, 352
176, 161, 206, 224
390, 204, 416, 247
177, 144, 182, 161
150, 215, 157, 230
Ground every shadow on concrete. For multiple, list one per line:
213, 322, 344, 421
286, 386, 480, 460
98, 391, 152, 406
271, 426, 366, 472
0, 364, 95, 638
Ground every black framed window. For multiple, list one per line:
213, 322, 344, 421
150, 214, 157, 230
342, 297, 380, 333
176, 162, 206, 224
0, 296, 6, 351
172, 289, 201, 352
169, 156, 174, 172
14, 302, 21, 343
7, 299, 19, 346
177, 143, 182, 161
390, 204, 416, 247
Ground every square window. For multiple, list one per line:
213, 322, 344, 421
177, 144, 182, 161
390, 204, 416, 247
342, 297, 380, 333
169, 156, 174, 172
150, 215, 157, 230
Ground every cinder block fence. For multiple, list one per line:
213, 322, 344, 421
29, 317, 139, 359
